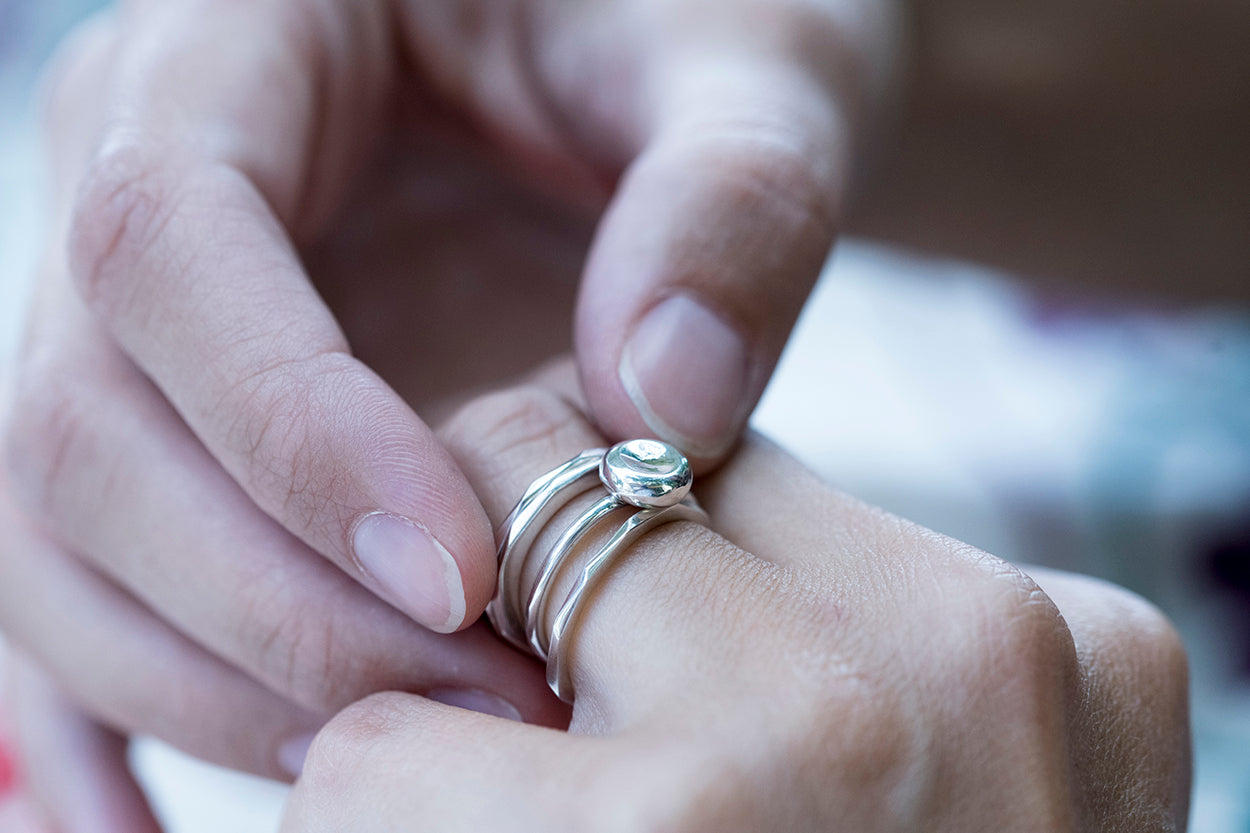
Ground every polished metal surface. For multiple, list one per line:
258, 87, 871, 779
524, 493, 620, 657
486, 449, 603, 651
545, 499, 707, 700
599, 439, 693, 508
488, 440, 706, 701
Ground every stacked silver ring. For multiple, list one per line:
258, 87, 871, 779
487, 439, 707, 702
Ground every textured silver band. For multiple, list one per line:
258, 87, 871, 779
486, 440, 707, 702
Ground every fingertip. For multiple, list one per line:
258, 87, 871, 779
576, 54, 848, 467
434, 506, 500, 633
349, 512, 471, 634
617, 292, 752, 460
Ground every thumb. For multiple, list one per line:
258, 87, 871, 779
282, 692, 587, 832
575, 45, 855, 463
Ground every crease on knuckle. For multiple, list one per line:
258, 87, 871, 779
240, 585, 359, 712
3, 364, 102, 522
662, 117, 841, 239
957, 545, 1078, 687
68, 142, 182, 315
444, 385, 589, 467
302, 692, 414, 791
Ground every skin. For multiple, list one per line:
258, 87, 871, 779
0, 0, 894, 799
279, 383, 1191, 832
0, 0, 1211, 826
2, 655, 162, 833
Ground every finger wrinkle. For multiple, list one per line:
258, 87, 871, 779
68, 145, 182, 316
440, 385, 597, 501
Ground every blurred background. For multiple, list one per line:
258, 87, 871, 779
1, 0, 1247, 830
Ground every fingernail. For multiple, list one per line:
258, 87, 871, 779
621, 294, 749, 458
351, 513, 467, 633
427, 688, 523, 722
278, 732, 317, 779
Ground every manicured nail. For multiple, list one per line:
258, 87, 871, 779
351, 512, 467, 633
278, 732, 317, 779
427, 688, 523, 722
621, 294, 749, 458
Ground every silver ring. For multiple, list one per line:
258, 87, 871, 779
487, 439, 708, 702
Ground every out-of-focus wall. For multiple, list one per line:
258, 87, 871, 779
851, 0, 1250, 305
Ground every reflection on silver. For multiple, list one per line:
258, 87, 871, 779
487, 440, 707, 702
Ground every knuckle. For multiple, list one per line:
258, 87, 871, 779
768, 0, 883, 87
443, 385, 590, 467
1129, 597, 1189, 693
67, 141, 180, 315
663, 119, 840, 240
3, 359, 98, 521
1078, 577, 1189, 698
241, 592, 360, 712
1062, 581, 1191, 826
301, 692, 413, 788
954, 547, 1078, 683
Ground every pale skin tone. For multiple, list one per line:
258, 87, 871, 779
0, 0, 1204, 827
0, 0, 892, 803
278, 383, 1191, 832
1, 380, 1192, 831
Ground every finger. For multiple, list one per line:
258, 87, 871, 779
34, 9, 118, 204
5, 285, 566, 727
497, 361, 828, 575
7, 655, 163, 833
1024, 567, 1192, 829
283, 692, 597, 833
60, 0, 497, 632
574, 3, 884, 462
438, 386, 605, 528
0, 480, 322, 780
437, 385, 781, 721
695, 430, 878, 571
80, 0, 391, 232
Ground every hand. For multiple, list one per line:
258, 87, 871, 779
0, 0, 894, 783
283, 383, 1191, 831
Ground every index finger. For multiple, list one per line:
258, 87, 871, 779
63, 1, 494, 632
